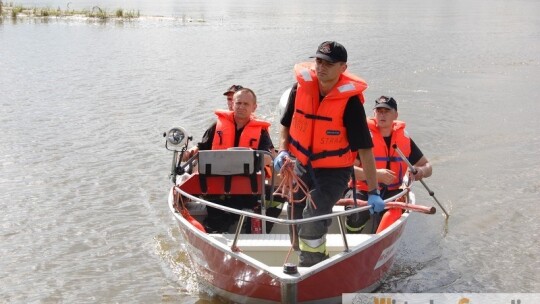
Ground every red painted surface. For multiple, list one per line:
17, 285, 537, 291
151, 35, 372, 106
376, 208, 403, 233
171, 185, 408, 302
176, 215, 405, 302
178, 173, 262, 195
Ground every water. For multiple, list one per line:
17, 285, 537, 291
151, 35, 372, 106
1, 0, 539, 302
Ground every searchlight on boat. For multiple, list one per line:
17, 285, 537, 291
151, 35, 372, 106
165, 127, 189, 151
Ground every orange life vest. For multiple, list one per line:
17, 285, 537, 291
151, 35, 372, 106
211, 110, 270, 150
356, 118, 411, 191
288, 62, 368, 168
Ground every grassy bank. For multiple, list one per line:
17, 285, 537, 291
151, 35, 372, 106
0, 2, 140, 20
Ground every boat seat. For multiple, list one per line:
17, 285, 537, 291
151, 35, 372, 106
274, 205, 346, 220
210, 233, 374, 252
186, 201, 345, 218
198, 149, 261, 194
179, 150, 264, 195
178, 173, 263, 195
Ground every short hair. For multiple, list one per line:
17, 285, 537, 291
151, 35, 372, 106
234, 88, 257, 104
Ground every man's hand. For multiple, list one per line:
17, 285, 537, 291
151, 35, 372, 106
377, 169, 396, 185
273, 150, 290, 171
368, 194, 385, 214
412, 166, 425, 180
182, 148, 196, 162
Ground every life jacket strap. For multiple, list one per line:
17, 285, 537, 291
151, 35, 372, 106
310, 145, 351, 161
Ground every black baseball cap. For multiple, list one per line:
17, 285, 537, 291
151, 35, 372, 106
223, 85, 243, 96
310, 41, 347, 63
374, 96, 398, 111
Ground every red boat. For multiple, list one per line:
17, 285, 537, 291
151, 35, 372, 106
163, 127, 433, 303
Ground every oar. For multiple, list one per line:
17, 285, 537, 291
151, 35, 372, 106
392, 144, 449, 218
337, 198, 436, 214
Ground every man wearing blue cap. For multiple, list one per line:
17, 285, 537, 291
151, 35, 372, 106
274, 41, 384, 267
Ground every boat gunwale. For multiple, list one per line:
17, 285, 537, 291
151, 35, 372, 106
174, 183, 409, 225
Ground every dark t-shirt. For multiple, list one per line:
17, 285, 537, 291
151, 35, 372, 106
196, 122, 274, 152
280, 83, 373, 150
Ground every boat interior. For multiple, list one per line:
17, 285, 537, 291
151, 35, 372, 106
170, 150, 412, 268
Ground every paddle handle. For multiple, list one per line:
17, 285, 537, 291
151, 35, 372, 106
392, 144, 449, 217
337, 198, 436, 214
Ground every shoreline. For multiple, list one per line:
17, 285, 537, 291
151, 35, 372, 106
0, 0, 206, 24
1, 2, 140, 20
0, 1, 206, 24
0, 2, 206, 22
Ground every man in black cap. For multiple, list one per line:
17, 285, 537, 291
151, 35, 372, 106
345, 96, 433, 233
223, 85, 243, 110
274, 41, 385, 266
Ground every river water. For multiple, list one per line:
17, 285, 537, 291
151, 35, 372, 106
1, 0, 539, 302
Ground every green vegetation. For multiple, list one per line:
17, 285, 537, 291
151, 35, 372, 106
11, 5, 22, 18
0, 2, 140, 20
114, 8, 140, 19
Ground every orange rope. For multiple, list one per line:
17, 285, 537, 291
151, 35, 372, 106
272, 158, 318, 263
273, 158, 316, 208
173, 187, 193, 219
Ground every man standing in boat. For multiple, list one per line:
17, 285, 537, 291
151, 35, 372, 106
183, 88, 275, 232
274, 41, 384, 267
346, 96, 432, 233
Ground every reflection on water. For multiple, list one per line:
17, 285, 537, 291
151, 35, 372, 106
1, 0, 539, 302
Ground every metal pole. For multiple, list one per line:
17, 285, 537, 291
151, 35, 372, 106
392, 144, 449, 217
336, 216, 350, 252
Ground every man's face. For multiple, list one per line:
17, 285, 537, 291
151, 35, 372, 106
315, 58, 346, 82
374, 107, 398, 128
233, 91, 257, 120
226, 92, 235, 110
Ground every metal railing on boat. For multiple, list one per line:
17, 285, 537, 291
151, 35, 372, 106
174, 183, 411, 253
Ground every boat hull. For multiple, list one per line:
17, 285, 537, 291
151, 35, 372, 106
169, 188, 408, 303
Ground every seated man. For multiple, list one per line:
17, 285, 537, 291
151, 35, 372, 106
346, 96, 432, 233
223, 84, 243, 111
183, 88, 279, 233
